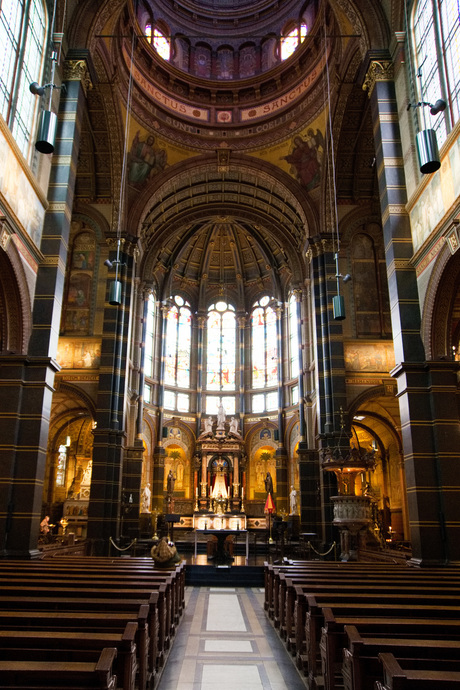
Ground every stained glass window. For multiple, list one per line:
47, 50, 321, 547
56, 445, 67, 486
206, 301, 236, 391
251, 296, 278, 389
280, 23, 307, 61
205, 395, 235, 416
164, 296, 191, 387
145, 23, 170, 60
0, 0, 46, 158
145, 294, 155, 378
288, 294, 300, 379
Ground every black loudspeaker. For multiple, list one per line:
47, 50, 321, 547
274, 429, 279, 441
162, 426, 168, 438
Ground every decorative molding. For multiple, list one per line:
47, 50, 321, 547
0, 218, 14, 251
444, 219, 460, 255
63, 60, 93, 96
363, 61, 394, 98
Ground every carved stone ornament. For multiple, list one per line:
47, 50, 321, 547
362, 61, 394, 98
63, 60, 93, 95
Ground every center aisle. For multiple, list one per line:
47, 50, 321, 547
157, 586, 307, 689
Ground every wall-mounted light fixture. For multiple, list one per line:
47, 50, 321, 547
29, 50, 64, 154
408, 67, 447, 174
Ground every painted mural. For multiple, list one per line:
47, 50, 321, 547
249, 115, 326, 191
282, 128, 325, 190
128, 131, 167, 185
56, 339, 102, 369
410, 131, 460, 253
344, 341, 395, 372
0, 124, 45, 247
62, 227, 97, 335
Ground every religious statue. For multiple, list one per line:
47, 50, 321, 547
229, 416, 239, 435
290, 486, 298, 515
217, 402, 226, 429
203, 417, 213, 435
264, 471, 274, 495
167, 470, 176, 495
141, 483, 151, 513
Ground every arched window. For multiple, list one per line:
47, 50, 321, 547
145, 293, 155, 378
413, 0, 460, 147
280, 23, 307, 61
251, 296, 278, 389
288, 293, 300, 379
0, 0, 47, 158
164, 295, 191, 411
145, 23, 170, 60
206, 301, 236, 391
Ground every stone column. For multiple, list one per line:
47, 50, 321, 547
0, 60, 90, 558
87, 240, 136, 554
307, 237, 347, 545
363, 56, 460, 564
195, 315, 205, 437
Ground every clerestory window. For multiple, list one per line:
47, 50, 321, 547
0, 0, 47, 159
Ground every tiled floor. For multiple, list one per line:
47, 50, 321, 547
157, 586, 307, 689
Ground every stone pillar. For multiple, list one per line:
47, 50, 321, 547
0, 61, 89, 558
274, 303, 288, 513
152, 446, 165, 513
363, 56, 460, 564
195, 315, 205, 437
121, 441, 144, 539
307, 237, 347, 545
87, 240, 136, 554
298, 444, 321, 535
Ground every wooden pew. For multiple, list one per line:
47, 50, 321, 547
290, 580, 460, 669
292, 588, 460, 672
0, 589, 155, 688
376, 652, 460, 690
321, 612, 460, 690
0, 557, 186, 689
0, 646, 117, 689
273, 566, 460, 637
0, 558, 185, 623
0, 609, 147, 690
0, 580, 168, 670
0, 627, 137, 690
297, 595, 460, 685
343, 625, 460, 690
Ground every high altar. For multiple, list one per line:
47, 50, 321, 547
192, 410, 247, 531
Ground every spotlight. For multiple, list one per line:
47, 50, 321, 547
430, 99, 447, 116
29, 82, 46, 97
104, 259, 113, 268
342, 274, 352, 283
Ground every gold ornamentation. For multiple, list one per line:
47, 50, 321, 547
363, 61, 394, 98
63, 60, 93, 95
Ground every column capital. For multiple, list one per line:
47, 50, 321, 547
63, 59, 93, 96
363, 60, 394, 98
305, 236, 335, 261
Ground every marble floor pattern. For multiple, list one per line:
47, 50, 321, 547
157, 586, 307, 689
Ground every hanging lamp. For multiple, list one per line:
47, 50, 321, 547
409, 68, 447, 174
323, 22, 352, 320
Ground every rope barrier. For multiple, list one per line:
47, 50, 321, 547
307, 540, 337, 558
109, 537, 137, 552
